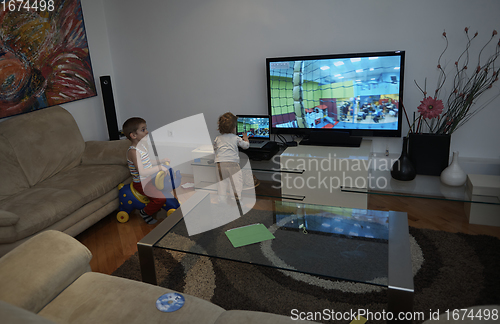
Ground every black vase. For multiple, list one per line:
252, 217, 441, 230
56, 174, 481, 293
409, 133, 451, 176
391, 137, 416, 181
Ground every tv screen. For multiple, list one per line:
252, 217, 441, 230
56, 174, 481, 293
266, 51, 404, 141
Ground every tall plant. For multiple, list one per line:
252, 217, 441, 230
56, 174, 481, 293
407, 28, 500, 135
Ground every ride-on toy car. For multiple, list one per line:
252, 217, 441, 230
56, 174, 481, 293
117, 164, 181, 223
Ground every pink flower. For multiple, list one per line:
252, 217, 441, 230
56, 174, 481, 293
418, 97, 444, 119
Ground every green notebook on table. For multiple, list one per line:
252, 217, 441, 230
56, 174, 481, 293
225, 223, 275, 248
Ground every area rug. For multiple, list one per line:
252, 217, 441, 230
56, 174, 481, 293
112, 227, 500, 323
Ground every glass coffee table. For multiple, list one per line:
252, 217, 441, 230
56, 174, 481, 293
138, 191, 413, 317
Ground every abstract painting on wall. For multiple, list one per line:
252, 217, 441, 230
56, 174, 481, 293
0, 0, 96, 119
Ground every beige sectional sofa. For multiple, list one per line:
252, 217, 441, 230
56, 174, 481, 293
0, 106, 131, 257
0, 230, 315, 323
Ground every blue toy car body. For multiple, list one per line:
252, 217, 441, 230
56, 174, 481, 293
117, 166, 181, 223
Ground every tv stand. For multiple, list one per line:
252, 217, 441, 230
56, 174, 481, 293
300, 130, 362, 147
191, 141, 372, 209
280, 140, 372, 209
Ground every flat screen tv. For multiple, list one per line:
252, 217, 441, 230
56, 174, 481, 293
266, 50, 404, 146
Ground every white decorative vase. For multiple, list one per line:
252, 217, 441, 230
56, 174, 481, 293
440, 151, 467, 186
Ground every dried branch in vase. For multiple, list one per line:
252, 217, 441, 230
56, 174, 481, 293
409, 27, 500, 135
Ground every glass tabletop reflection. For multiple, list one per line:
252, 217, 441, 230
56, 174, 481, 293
155, 192, 390, 287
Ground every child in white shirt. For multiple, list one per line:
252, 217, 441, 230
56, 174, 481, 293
213, 112, 249, 202
123, 117, 171, 224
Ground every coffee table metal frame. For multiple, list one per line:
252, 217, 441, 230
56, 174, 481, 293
138, 191, 413, 320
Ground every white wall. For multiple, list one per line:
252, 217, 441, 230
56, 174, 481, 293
61, 0, 116, 141
91, 0, 499, 159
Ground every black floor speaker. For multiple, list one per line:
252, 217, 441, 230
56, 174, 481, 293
100, 75, 120, 140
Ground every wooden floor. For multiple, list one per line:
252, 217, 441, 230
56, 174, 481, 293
75, 175, 500, 275
75, 176, 197, 275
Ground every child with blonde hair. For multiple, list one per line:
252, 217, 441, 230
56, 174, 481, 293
213, 112, 249, 202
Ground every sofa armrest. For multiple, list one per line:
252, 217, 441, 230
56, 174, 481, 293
0, 300, 57, 324
0, 230, 92, 314
0, 210, 19, 226
81, 139, 129, 165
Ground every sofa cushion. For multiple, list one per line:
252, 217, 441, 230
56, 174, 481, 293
0, 188, 84, 244
81, 139, 130, 165
35, 164, 130, 206
0, 164, 129, 244
0, 231, 92, 314
38, 272, 226, 324
0, 134, 30, 201
0, 106, 85, 187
